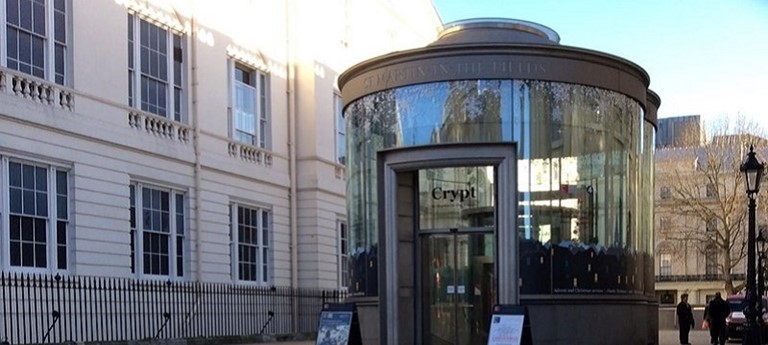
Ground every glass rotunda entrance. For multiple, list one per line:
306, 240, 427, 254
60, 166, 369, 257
340, 18, 660, 345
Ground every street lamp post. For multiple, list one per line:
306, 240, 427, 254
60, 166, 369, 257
757, 230, 767, 325
741, 145, 765, 345
755, 230, 768, 314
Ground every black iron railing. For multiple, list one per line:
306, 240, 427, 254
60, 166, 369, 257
0, 272, 346, 345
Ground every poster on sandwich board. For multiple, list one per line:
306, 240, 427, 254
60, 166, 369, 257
487, 314, 524, 345
486, 304, 532, 345
315, 303, 361, 345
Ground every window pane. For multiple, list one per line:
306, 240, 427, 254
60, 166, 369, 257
31, 37, 45, 68
235, 83, 256, 135
173, 35, 182, 86
32, 0, 45, 35
55, 44, 65, 85
7, 0, 19, 25
30, 36, 44, 78
22, 243, 34, 266
262, 211, 269, 244
34, 166, 46, 189
57, 221, 67, 269
57, 220, 67, 243
152, 212, 160, 232
161, 213, 169, 232
10, 241, 20, 266
34, 244, 46, 268
141, 46, 149, 73
21, 217, 33, 241
262, 248, 268, 282
36, 191, 47, 216
129, 71, 135, 107
143, 209, 152, 229
57, 196, 67, 220
259, 119, 267, 148
160, 255, 169, 275
174, 87, 182, 121
143, 254, 151, 274
56, 171, 68, 219
22, 163, 35, 188
34, 218, 45, 241
130, 230, 136, 273
142, 187, 151, 206
23, 190, 35, 214
130, 185, 136, 227
176, 237, 184, 277
10, 216, 21, 240
57, 246, 67, 269
259, 74, 267, 119
20, 0, 32, 31
56, 170, 67, 194
17, 31, 31, 72
161, 191, 169, 215
7, 29, 19, 64
176, 193, 184, 234
10, 188, 22, 213
54, 10, 65, 44
159, 52, 168, 81
9, 162, 22, 186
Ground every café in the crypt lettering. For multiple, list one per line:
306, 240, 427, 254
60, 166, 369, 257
431, 186, 477, 202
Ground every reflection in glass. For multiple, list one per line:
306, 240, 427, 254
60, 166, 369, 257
345, 79, 653, 297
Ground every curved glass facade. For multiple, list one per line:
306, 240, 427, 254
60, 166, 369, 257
346, 80, 656, 296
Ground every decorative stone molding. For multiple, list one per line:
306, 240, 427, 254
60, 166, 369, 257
128, 111, 191, 143
227, 142, 273, 166
115, 0, 185, 33
226, 45, 270, 73
0, 69, 75, 111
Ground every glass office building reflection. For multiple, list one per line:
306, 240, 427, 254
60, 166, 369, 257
340, 19, 659, 345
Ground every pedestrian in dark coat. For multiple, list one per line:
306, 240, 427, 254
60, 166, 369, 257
676, 293, 694, 344
707, 292, 731, 345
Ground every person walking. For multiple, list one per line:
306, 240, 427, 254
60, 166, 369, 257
676, 293, 694, 344
706, 292, 731, 345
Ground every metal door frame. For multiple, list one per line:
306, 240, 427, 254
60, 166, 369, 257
377, 143, 518, 345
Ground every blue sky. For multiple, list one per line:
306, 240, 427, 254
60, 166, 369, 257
432, 0, 768, 131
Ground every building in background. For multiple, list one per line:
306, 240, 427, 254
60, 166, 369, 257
654, 115, 768, 308
656, 115, 705, 148
0, 0, 440, 342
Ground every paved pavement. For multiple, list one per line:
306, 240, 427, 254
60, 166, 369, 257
259, 330, 721, 345
659, 329, 718, 345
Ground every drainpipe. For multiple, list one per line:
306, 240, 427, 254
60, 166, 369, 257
285, 0, 300, 332
190, 10, 203, 283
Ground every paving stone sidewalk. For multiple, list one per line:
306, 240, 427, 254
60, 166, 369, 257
249, 329, 715, 345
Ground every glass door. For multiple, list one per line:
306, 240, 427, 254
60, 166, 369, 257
422, 232, 494, 345
418, 165, 496, 345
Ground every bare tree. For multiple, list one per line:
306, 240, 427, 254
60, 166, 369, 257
658, 115, 766, 294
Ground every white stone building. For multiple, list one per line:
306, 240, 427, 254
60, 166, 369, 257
0, 0, 441, 291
